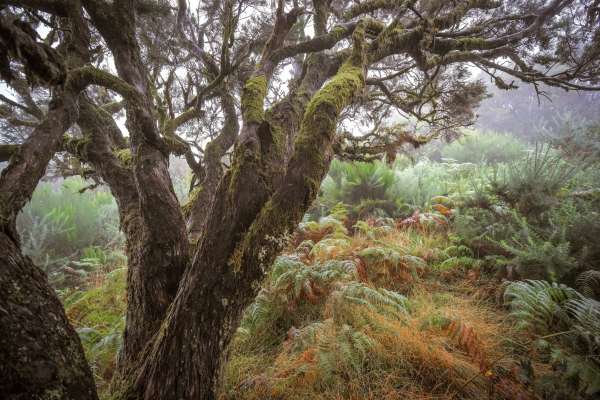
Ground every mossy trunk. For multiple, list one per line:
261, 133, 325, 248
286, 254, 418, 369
120, 29, 366, 399
83, 2, 192, 374
0, 231, 98, 400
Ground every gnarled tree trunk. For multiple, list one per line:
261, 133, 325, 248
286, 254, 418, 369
0, 89, 98, 400
124, 23, 368, 400
0, 232, 99, 400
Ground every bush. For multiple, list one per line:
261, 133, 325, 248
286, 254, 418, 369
497, 213, 578, 282
64, 268, 127, 390
321, 160, 397, 208
441, 132, 527, 165
389, 160, 454, 208
504, 280, 600, 398
489, 143, 578, 218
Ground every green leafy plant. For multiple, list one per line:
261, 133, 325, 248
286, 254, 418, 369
489, 143, 578, 218
498, 213, 577, 282
504, 280, 600, 397
441, 132, 527, 165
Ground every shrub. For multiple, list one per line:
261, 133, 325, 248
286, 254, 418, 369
64, 268, 127, 390
237, 256, 358, 349
504, 280, 600, 398
320, 160, 397, 209
441, 132, 527, 165
489, 143, 578, 218
389, 160, 452, 208
497, 214, 577, 282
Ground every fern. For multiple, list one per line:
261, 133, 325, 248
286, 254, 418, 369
326, 282, 410, 327
239, 257, 358, 344
505, 280, 600, 396
295, 215, 348, 245
547, 348, 600, 396
358, 246, 426, 285
445, 319, 490, 373
575, 270, 600, 300
489, 143, 578, 218
437, 256, 481, 271
497, 212, 577, 281
504, 280, 580, 333
282, 320, 376, 384
280, 282, 409, 385
565, 297, 600, 357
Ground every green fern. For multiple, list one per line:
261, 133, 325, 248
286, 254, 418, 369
327, 282, 410, 327
239, 257, 358, 345
505, 280, 600, 396
546, 347, 600, 397
575, 270, 600, 300
498, 213, 577, 281
285, 320, 376, 383
504, 280, 580, 333
489, 143, 578, 218
565, 297, 600, 356
358, 246, 426, 283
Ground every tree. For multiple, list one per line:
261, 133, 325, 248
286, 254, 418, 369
0, 0, 599, 399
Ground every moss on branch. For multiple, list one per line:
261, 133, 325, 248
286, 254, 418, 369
63, 134, 91, 159
241, 75, 268, 124
114, 148, 132, 167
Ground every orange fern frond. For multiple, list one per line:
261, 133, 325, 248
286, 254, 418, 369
445, 319, 490, 373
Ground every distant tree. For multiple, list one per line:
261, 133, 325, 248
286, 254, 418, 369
1, 1, 599, 399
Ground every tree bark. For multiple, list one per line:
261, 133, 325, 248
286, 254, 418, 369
0, 232, 99, 400
83, 0, 190, 371
0, 94, 98, 400
124, 24, 367, 400
0, 4, 100, 398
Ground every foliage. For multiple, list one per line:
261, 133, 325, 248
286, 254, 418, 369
322, 160, 396, 205
575, 270, 600, 301
319, 160, 399, 218
497, 213, 578, 282
357, 246, 426, 288
549, 122, 600, 164
17, 177, 123, 289
237, 256, 358, 349
441, 132, 527, 165
489, 143, 578, 218
64, 268, 127, 392
390, 160, 455, 209
504, 280, 600, 398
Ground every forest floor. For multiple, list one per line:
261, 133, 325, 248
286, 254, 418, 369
64, 213, 553, 400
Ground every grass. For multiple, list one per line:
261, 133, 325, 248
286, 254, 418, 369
219, 217, 526, 400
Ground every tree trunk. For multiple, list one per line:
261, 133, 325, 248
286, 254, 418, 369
82, 1, 191, 372
124, 28, 367, 399
0, 94, 98, 400
0, 232, 99, 400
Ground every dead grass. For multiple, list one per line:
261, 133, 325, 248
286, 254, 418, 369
219, 224, 528, 400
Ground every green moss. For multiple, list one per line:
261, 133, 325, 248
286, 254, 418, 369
303, 61, 364, 127
241, 75, 268, 124
331, 25, 348, 40
181, 185, 203, 219
114, 148, 132, 167
64, 135, 91, 159
457, 37, 487, 50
